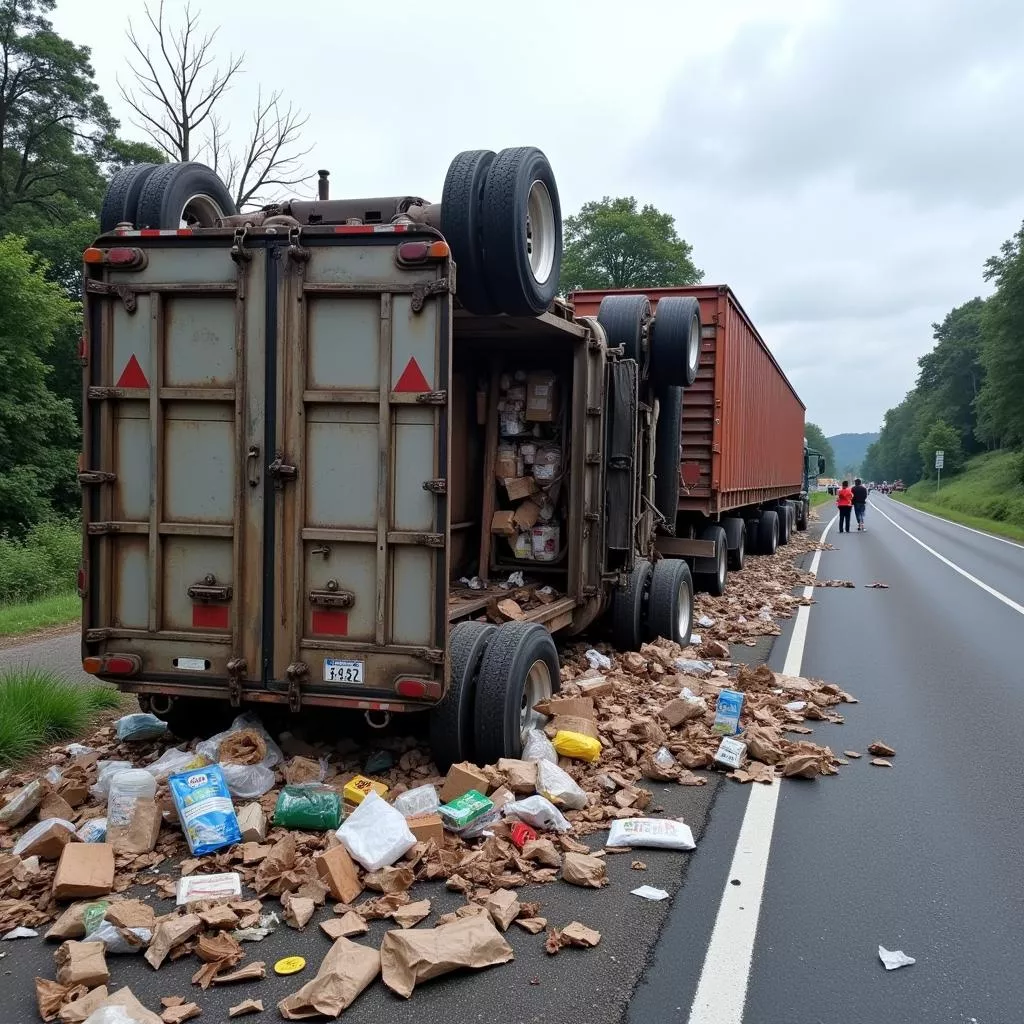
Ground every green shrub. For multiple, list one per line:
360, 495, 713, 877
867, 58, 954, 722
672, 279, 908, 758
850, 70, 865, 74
0, 518, 80, 603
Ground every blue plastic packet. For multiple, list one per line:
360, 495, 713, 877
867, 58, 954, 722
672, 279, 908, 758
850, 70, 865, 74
168, 764, 241, 856
712, 689, 744, 735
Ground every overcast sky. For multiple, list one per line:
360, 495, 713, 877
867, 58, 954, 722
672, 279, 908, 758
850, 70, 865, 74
53, 0, 1022, 435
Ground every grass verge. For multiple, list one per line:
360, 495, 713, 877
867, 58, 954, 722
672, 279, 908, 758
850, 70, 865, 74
810, 491, 833, 507
892, 493, 1024, 543
0, 590, 79, 638
0, 667, 121, 766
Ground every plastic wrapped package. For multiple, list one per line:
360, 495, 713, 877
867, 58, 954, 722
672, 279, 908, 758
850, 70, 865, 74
196, 711, 283, 768
219, 762, 276, 800
502, 795, 571, 833
392, 785, 439, 818
145, 747, 209, 783
536, 760, 588, 810
13, 818, 76, 857
337, 791, 416, 871
552, 730, 602, 763
168, 764, 241, 856
89, 762, 133, 804
607, 817, 696, 851
272, 786, 342, 831
522, 728, 558, 764
77, 818, 107, 843
114, 713, 169, 742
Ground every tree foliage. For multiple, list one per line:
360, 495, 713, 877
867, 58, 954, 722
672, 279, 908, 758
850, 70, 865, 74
917, 420, 963, 479
0, 234, 77, 534
803, 422, 835, 476
560, 196, 702, 294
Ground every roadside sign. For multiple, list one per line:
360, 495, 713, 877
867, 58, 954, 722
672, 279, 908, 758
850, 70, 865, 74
935, 450, 945, 470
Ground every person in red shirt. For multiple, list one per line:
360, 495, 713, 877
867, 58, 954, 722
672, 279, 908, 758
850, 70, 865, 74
836, 480, 854, 533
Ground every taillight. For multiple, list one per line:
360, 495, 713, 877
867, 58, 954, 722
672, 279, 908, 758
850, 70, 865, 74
83, 246, 147, 269
396, 240, 450, 265
395, 677, 442, 699
82, 653, 141, 677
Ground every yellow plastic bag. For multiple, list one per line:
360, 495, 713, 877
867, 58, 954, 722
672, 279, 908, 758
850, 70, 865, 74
343, 775, 389, 806
553, 730, 602, 763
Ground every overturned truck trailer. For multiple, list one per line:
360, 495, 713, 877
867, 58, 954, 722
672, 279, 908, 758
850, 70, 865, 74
571, 286, 812, 598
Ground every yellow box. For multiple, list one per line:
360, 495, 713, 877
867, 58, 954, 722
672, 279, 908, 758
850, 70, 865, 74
343, 775, 389, 806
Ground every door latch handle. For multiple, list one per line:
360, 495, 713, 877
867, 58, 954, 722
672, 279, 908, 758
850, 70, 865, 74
187, 574, 232, 602
268, 452, 297, 486
309, 578, 355, 608
246, 444, 261, 487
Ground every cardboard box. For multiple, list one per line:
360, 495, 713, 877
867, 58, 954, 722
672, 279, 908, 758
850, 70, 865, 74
236, 802, 267, 843
109, 799, 162, 855
549, 714, 600, 740
513, 500, 540, 530
491, 511, 517, 537
504, 476, 538, 501
406, 813, 444, 845
525, 372, 558, 422
55, 940, 110, 988
343, 775, 389, 807
17, 819, 78, 860
578, 677, 614, 698
52, 843, 115, 900
316, 844, 364, 904
495, 454, 518, 480
439, 762, 490, 804
535, 696, 595, 719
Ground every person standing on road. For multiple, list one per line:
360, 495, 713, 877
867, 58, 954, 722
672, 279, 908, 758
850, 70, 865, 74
852, 477, 868, 531
836, 479, 853, 533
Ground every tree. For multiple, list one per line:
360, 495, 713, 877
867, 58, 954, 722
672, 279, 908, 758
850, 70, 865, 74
118, 1, 311, 209
804, 422, 835, 476
0, 234, 78, 535
918, 420, 963, 479
560, 197, 702, 294
977, 222, 1024, 449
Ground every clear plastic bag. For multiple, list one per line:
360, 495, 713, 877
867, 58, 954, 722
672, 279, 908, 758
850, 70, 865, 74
196, 711, 283, 768
673, 659, 714, 678
536, 759, 587, 810
219, 761, 276, 800
77, 818, 107, 843
13, 818, 76, 857
337, 790, 416, 871
503, 794, 571, 833
584, 649, 612, 671
86, 921, 151, 955
114, 713, 169, 742
89, 761, 133, 804
392, 784, 439, 818
145, 747, 209, 783
522, 728, 558, 764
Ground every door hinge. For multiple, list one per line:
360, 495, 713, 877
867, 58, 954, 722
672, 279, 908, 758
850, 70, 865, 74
226, 657, 247, 707
86, 280, 138, 314
308, 580, 355, 609
77, 470, 117, 486
187, 575, 232, 602
286, 661, 309, 713
415, 390, 447, 405
422, 478, 447, 494
411, 277, 451, 313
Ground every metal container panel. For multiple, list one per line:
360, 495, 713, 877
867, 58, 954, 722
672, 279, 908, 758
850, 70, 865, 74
570, 285, 805, 515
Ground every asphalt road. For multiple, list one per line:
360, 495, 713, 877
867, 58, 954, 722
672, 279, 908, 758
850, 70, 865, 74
0, 630, 93, 686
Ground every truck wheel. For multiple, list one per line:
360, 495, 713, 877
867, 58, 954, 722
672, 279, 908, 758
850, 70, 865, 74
611, 558, 653, 651
135, 162, 237, 230
694, 524, 728, 596
723, 516, 746, 571
429, 621, 495, 771
473, 622, 559, 763
644, 558, 694, 646
597, 294, 651, 362
653, 385, 683, 532
651, 296, 702, 387
796, 499, 809, 531
441, 150, 498, 315
757, 509, 779, 555
777, 500, 792, 545
479, 147, 562, 315
100, 163, 160, 233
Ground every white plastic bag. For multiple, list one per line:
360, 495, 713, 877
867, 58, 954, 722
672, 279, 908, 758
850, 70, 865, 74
673, 659, 714, 678
65, 743, 95, 757
45, 766, 63, 786
84, 1007, 140, 1024
392, 784, 439, 818
503, 794, 571, 833
87, 922, 151, 954
145, 747, 209, 783
89, 761, 133, 804
196, 711, 283, 768
607, 817, 696, 850
13, 818, 76, 857
114, 713, 169, 742
76, 818, 107, 843
536, 759, 587, 810
337, 790, 416, 871
522, 728, 558, 764
219, 761, 275, 800
585, 649, 612, 671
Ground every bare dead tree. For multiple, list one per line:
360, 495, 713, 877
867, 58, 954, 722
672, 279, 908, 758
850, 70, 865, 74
117, 0, 312, 208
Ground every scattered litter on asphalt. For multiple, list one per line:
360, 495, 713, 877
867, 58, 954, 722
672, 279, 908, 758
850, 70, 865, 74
871, 759, 894, 768
868, 741, 896, 757
844, 751, 862, 759
878, 945, 916, 970
631, 886, 670, 901
866, 582, 890, 589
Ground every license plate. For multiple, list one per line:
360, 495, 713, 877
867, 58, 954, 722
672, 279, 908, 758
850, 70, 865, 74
323, 659, 364, 684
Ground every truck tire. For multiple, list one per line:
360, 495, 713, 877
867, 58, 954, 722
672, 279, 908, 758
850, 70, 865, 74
796, 499, 809, 531
479, 147, 562, 315
135, 162, 237, 230
757, 509, 779, 555
153, 697, 231, 741
473, 622, 559, 763
653, 385, 683, 532
651, 296, 702, 388
777, 500, 792, 545
694, 523, 728, 596
644, 558, 694, 646
722, 516, 746, 571
429, 621, 495, 771
611, 558, 652, 651
441, 150, 498, 315
100, 163, 160, 233
597, 294, 651, 362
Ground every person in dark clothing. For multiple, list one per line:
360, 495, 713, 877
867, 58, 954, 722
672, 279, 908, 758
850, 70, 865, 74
836, 480, 853, 533
852, 477, 868, 531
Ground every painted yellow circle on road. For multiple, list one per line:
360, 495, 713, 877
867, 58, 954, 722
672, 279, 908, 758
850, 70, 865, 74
274, 956, 306, 975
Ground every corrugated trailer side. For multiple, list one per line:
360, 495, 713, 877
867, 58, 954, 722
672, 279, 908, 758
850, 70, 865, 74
569, 285, 804, 516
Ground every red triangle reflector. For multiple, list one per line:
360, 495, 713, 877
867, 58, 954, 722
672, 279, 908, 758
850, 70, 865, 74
394, 356, 430, 393
116, 353, 149, 389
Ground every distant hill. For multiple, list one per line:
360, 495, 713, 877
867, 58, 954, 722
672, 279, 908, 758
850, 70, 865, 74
828, 432, 879, 476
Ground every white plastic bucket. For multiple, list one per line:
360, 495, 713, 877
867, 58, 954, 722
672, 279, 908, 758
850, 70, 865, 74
107, 769, 157, 827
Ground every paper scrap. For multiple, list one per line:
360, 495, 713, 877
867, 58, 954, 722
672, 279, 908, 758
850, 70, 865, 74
878, 945, 916, 970
631, 885, 670, 901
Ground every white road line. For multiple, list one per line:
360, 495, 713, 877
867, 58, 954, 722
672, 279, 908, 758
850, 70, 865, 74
869, 500, 1024, 618
875, 495, 1024, 550
687, 513, 837, 1024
